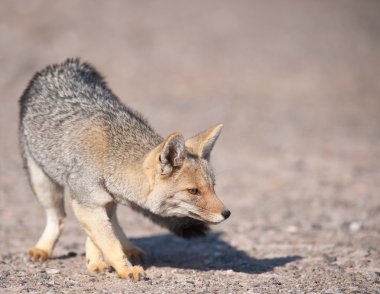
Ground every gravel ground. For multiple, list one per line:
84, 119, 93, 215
1, 1, 380, 293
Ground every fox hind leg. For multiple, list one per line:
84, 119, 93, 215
26, 153, 65, 261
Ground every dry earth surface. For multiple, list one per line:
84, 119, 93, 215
1, 1, 380, 293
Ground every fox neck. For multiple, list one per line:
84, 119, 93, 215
103, 144, 161, 209
102, 158, 149, 207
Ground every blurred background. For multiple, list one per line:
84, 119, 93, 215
0, 0, 379, 292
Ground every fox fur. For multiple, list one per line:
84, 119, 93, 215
19, 58, 229, 281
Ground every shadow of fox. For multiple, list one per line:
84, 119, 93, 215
132, 232, 302, 274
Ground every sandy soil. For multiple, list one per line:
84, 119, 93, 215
1, 1, 380, 293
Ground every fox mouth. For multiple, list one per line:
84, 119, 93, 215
162, 200, 226, 224
188, 211, 224, 224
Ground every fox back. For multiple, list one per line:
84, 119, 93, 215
20, 59, 161, 184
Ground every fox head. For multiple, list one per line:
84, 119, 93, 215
144, 124, 230, 224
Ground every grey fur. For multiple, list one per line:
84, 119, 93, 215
20, 58, 161, 184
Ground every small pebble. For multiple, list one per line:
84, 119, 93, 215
16, 271, 27, 277
286, 225, 299, 233
349, 221, 362, 232
46, 268, 60, 275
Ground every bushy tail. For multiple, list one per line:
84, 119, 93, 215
129, 203, 209, 239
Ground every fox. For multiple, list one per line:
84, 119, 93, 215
19, 58, 230, 281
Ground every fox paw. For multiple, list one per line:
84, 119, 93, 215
117, 265, 146, 281
28, 247, 49, 261
124, 247, 145, 264
87, 261, 109, 273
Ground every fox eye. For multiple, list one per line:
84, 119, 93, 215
187, 188, 201, 196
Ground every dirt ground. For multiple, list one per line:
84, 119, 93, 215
1, 1, 380, 293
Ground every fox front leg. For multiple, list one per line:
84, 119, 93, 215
84, 205, 144, 272
107, 203, 145, 264
85, 237, 109, 273
86, 236, 143, 271
71, 199, 145, 281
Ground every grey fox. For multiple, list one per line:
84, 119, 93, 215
19, 58, 230, 281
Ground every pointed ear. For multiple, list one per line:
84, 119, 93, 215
185, 124, 223, 160
159, 132, 185, 176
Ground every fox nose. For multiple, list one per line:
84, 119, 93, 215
222, 210, 231, 219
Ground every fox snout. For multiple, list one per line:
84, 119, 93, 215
202, 207, 231, 223
197, 192, 230, 224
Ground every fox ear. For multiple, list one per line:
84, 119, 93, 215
159, 132, 185, 176
185, 124, 223, 160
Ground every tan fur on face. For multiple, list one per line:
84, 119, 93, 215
172, 156, 226, 222
142, 126, 227, 223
